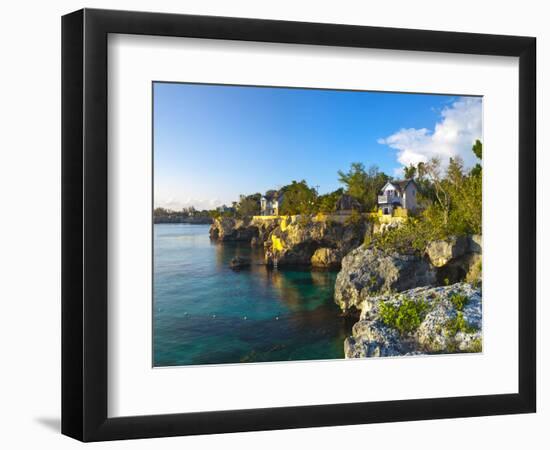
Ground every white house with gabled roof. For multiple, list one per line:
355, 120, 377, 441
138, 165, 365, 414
377, 179, 418, 215
260, 191, 284, 216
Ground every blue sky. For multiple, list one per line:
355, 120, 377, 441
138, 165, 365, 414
153, 82, 482, 210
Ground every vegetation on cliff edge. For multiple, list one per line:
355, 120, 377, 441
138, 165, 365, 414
364, 140, 483, 254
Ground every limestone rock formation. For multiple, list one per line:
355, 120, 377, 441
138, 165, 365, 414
427, 235, 482, 285
310, 247, 341, 268
425, 236, 469, 267
209, 217, 280, 244
334, 246, 436, 312
265, 217, 368, 268
344, 283, 482, 358
209, 217, 258, 241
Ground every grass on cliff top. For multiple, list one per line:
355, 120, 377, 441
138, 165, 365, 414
379, 296, 429, 335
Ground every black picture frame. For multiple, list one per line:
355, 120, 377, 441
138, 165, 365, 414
62, 8, 536, 442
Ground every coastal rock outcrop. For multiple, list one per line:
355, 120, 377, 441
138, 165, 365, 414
311, 247, 341, 268
425, 236, 469, 267
265, 217, 368, 268
210, 215, 369, 268
209, 217, 280, 243
209, 217, 259, 241
344, 283, 482, 358
334, 246, 436, 313
427, 235, 482, 285
344, 320, 402, 357
334, 234, 482, 312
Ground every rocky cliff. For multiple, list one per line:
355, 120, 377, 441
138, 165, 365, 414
210, 215, 369, 268
334, 234, 482, 312
334, 233, 483, 357
334, 246, 436, 312
426, 235, 482, 285
264, 217, 368, 268
344, 283, 482, 357
209, 217, 280, 243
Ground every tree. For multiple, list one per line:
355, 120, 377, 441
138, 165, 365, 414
403, 164, 417, 179
317, 188, 344, 213
279, 180, 317, 215
422, 157, 451, 226
337, 163, 389, 211
421, 146, 482, 235
446, 156, 465, 187
472, 139, 482, 159
413, 161, 436, 208
447, 142, 482, 234
237, 193, 261, 217
154, 207, 168, 217
338, 162, 367, 201
448, 173, 481, 234
470, 139, 483, 177
364, 166, 390, 211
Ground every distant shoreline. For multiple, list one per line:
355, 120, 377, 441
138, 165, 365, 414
154, 218, 213, 225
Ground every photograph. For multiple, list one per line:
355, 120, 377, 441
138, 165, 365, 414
0, 0, 543, 446
152, 82, 483, 367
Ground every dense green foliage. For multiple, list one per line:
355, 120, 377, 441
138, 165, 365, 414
366, 141, 483, 253
317, 188, 344, 213
364, 217, 442, 254
403, 164, 417, 179
236, 193, 261, 217
420, 143, 482, 235
337, 163, 389, 212
379, 297, 429, 335
279, 180, 318, 215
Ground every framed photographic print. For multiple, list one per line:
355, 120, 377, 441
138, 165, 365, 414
62, 8, 536, 441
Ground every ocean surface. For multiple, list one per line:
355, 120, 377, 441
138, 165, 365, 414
153, 223, 353, 367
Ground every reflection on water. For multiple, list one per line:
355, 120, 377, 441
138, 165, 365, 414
153, 224, 353, 367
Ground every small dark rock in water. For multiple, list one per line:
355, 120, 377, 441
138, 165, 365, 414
230, 256, 251, 269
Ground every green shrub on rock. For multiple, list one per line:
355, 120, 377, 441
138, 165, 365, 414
445, 311, 476, 336
366, 218, 444, 255
449, 292, 469, 311
379, 296, 429, 335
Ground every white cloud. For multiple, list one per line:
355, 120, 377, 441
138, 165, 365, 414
378, 97, 482, 172
392, 167, 406, 178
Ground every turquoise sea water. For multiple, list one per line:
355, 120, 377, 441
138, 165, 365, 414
153, 224, 353, 366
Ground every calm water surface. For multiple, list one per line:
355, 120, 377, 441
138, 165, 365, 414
153, 224, 353, 366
